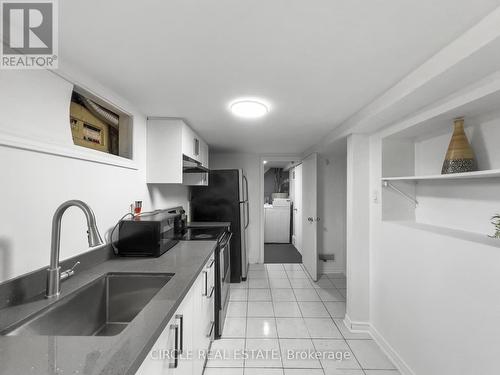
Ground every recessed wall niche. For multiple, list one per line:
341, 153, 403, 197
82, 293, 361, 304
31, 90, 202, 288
69, 87, 133, 160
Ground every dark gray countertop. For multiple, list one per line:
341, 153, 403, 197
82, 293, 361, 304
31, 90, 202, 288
0, 240, 217, 375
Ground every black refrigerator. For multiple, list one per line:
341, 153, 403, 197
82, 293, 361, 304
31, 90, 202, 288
190, 169, 249, 283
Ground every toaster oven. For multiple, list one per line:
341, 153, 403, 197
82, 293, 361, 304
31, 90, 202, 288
117, 209, 182, 257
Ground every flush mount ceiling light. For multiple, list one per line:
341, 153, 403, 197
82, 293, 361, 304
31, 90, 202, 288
230, 98, 270, 119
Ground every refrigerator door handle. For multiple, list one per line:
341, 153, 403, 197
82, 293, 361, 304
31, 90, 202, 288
243, 175, 249, 201
245, 201, 250, 229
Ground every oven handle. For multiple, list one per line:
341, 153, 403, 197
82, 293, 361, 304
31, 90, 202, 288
219, 232, 233, 248
207, 286, 215, 298
202, 270, 208, 296
206, 321, 215, 338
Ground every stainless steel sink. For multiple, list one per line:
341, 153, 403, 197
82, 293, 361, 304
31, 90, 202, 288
4, 272, 173, 336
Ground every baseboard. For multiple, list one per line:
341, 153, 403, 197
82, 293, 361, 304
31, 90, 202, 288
369, 324, 415, 375
318, 261, 344, 274
343, 314, 371, 334
343, 315, 415, 375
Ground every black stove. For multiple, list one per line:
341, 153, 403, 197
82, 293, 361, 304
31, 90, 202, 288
173, 227, 227, 241
174, 223, 231, 339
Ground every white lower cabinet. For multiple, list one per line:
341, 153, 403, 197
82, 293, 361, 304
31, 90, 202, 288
175, 289, 194, 375
192, 257, 215, 374
135, 314, 177, 375
136, 256, 215, 375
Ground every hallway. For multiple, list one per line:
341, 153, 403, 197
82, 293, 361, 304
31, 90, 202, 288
204, 263, 398, 375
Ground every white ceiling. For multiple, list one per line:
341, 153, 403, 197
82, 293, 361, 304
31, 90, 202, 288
60, 0, 500, 153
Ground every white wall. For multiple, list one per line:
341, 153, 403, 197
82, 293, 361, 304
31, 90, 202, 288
209, 152, 261, 264
317, 152, 347, 272
372, 222, 500, 375
0, 69, 188, 282
346, 134, 371, 325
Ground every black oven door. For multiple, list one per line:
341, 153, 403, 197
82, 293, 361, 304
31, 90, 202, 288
216, 231, 232, 338
219, 231, 232, 306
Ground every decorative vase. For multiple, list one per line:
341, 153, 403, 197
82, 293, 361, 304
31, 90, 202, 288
441, 117, 477, 174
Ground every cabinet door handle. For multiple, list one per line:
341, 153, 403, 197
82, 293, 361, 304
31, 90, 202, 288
206, 321, 215, 338
202, 270, 208, 296
169, 324, 179, 369
207, 258, 215, 269
175, 314, 184, 354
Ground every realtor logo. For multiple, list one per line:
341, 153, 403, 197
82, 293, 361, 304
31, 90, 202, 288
1, 0, 58, 69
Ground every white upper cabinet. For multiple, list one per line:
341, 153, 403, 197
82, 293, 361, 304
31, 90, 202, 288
181, 125, 198, 161
147, 118, 209, 184
199, 140, 209, 168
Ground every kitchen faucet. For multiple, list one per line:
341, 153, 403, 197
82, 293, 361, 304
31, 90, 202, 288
46, 200, 103, 298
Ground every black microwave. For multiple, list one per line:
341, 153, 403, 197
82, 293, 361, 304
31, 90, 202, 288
117, 209, 183, 257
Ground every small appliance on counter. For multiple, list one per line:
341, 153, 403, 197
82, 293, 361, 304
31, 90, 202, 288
117, 207, 185, 257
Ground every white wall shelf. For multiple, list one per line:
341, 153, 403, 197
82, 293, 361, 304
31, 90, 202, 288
379, 75, 500, 233
382, 168, 500, 182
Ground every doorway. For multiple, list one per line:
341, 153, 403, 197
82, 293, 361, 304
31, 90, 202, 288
260, 157, 302, 264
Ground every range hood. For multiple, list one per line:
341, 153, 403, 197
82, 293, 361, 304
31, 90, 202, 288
183, 154, 209, 173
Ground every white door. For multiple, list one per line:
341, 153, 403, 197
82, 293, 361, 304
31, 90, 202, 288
293, 165, 303, 254
241, 173, 249, 279
301, 153, 318, 281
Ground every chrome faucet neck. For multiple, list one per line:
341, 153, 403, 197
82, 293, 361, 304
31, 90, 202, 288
46, 200, 103, 298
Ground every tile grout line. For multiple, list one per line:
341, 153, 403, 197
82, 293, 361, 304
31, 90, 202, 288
243, 285, 248, 370
342, 335, 367, 373
303, 263, 360, 374
286, 263, 325, 373
303, 264, 329, 375
268, 263, 285, 370
313, 268, 367, 373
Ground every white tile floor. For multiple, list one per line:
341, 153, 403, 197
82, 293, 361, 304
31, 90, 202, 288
204, 263, 400, 375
